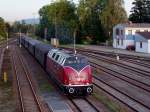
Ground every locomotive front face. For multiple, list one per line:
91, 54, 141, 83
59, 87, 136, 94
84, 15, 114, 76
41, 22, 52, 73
63, 56, 93, 94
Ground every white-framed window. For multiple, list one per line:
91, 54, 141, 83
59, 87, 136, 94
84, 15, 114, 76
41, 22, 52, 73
117, 39, 119, 45
116, 29, 119, 36
144, 30, 148, 32
136, 30, 140, 33
128, 30, 132, 35
121, 30, 123, 35
140, 42, 143, 48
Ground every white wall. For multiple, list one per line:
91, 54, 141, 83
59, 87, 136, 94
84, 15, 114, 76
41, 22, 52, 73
113, 39, 126, 49
113, 24, 150, 51
113, 24, 126, 49
148, 40, 150, 53
136, 42, 148, 53
125, 28, 150, 35
125, 40, 135, 46
113, 39, 135, 49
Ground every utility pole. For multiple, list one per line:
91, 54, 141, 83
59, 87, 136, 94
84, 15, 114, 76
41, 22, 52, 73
19, 29, 22, 48
54, 2, 57, 39
73, 30, 77, 55
6, 32, 8, 49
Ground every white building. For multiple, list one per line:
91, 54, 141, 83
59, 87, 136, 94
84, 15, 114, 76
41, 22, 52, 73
135, 32, 150, 53
113, 23, 150, 50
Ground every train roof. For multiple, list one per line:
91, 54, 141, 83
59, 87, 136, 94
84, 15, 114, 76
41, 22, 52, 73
35, 43, 53, 53
28, 39, 41, 45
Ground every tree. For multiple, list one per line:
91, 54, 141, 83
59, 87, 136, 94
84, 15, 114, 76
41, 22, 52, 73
129, 0, 150, 23
77, 0, 107, 44
39, 0, 77, 43
0, 17, 7, 40
101, 0, 127, 39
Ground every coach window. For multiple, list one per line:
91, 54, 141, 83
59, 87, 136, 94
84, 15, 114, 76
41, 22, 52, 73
140, 42, 143, 48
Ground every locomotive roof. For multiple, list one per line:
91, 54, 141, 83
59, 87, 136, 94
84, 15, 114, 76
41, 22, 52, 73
50, 48, 85, 58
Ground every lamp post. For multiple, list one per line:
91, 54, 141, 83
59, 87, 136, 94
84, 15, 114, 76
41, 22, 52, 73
116, 35, 119, 61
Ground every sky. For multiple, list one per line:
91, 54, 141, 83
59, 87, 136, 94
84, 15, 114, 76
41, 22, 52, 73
0, 0, 134, 22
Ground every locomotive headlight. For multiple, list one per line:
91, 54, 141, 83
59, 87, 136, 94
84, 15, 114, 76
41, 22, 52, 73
69, 88, 75, 94
87, 87, 92, 93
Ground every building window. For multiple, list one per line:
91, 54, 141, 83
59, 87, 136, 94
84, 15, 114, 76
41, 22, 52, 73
136, 30, 140, 32
140, 42, 142, 48
128, 30, 132, 35
116, 29, 119, 36
121, 30, 123, 35
144, 30, 148, 32
121, 39, 123, 46
117, 39, 119, 45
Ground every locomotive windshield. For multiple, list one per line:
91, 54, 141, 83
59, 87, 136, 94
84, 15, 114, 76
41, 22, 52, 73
64, 56, 89, 71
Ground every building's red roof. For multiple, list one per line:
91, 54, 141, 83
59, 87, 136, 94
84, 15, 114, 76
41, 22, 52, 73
137, 32, 150, 39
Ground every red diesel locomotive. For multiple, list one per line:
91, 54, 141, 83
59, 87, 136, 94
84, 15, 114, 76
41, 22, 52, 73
46, 49, 93, 94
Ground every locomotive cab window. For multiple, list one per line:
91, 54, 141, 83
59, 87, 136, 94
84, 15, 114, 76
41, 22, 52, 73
52, 53, 56, 58
64, 56, 89, 70
55, 55, 60, 61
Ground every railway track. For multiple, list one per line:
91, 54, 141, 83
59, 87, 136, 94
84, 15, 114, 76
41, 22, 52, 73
90, 61, 150, 91
91, 65, 150, 112
0, 38, 16, 48
17, 42, 104, 112
121, 58, 150, 68
68, 97, 99, 112
93, 79, 150, 112
62, 47, 150, 88
61, 47, 150, 69
81, 51, 150, 77
11, 46, 45, 112
62, 47, 150, 112
0, 38, 17, 77
61, 47, 150, 62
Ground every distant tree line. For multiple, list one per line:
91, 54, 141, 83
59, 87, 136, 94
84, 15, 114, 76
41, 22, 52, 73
0, 17, 7, 40
37, 0, 127, 44
129, 0, 150, 23
12, 20, 36, 35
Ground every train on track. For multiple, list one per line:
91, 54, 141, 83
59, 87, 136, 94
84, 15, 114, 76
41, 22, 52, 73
19, 36, 93, 95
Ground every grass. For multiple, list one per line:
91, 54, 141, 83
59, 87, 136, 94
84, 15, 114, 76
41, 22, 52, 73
39, 80, 54, 93
92, 91, 128, 112
0, 80, 16, 112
